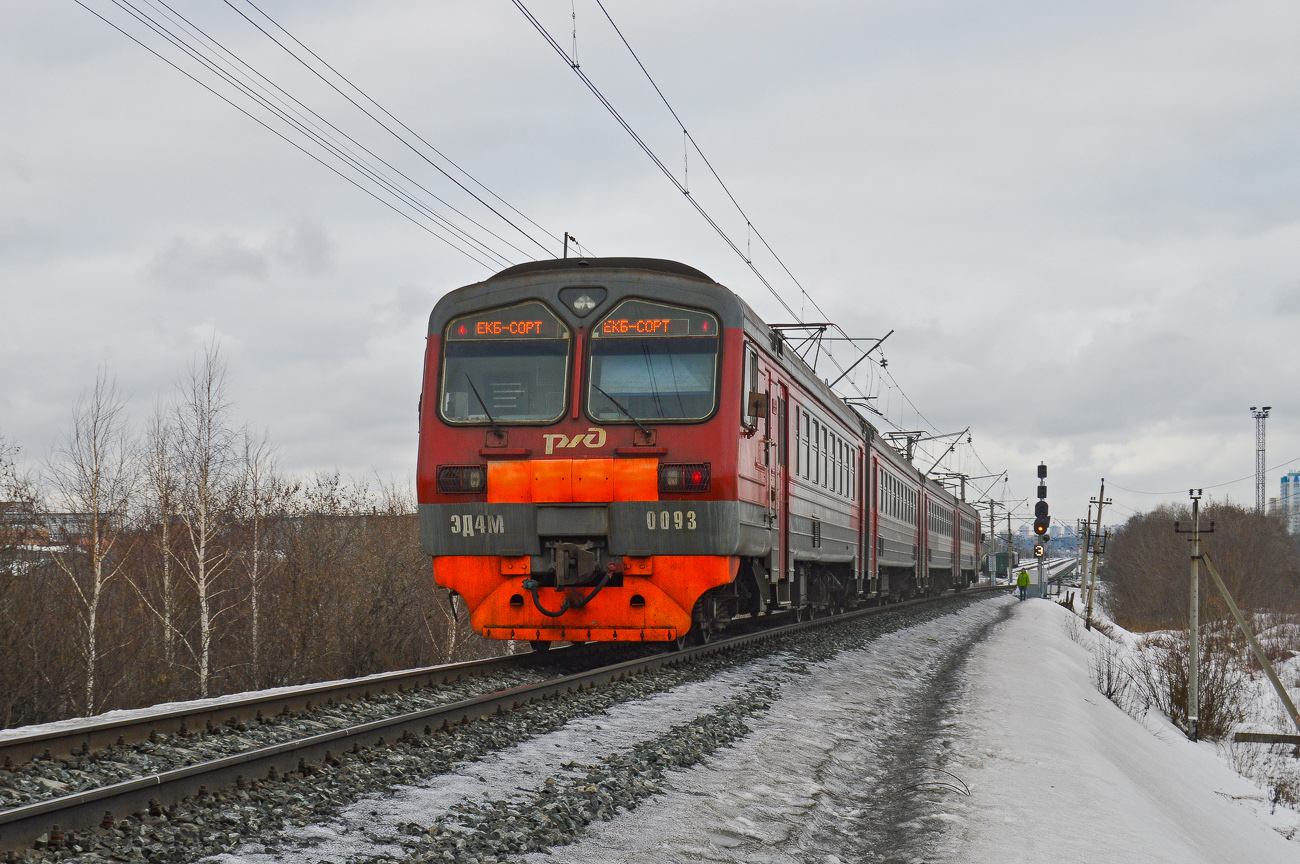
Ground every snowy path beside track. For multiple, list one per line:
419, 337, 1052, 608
519, 595, 1015, 864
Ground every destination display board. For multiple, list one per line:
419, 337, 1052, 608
446, 302, 568, 340
593, 299, 717, 338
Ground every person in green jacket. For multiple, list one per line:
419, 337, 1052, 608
1017, 570, 1030, 601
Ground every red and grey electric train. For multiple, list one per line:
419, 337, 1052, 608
416, 258, 981, 647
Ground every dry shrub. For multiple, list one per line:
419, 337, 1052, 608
1130, 627, 1249, 740
1063, 613, 1085, 646
1225, 742, 1300, 817
1092, 637, 1132, 708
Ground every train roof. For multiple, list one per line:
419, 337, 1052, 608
491, 257, 714, 283
430, 257, 745, 337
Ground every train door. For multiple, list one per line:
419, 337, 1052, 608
775, 383, 789, 597
919, 492, 929, 594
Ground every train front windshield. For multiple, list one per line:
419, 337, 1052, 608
440, 302, 571, 424
587, 299, 719, 422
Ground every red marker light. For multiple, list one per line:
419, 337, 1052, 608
701, 321, 709, 332
457, 324, 467, 335
691, 470, 703, 485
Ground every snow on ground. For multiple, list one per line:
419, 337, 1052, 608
205, 662, 765, 864
521, 597, 1014, 864
938, 598, 1299, 863
183, 593, 1300, 863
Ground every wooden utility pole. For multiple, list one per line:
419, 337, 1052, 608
1084, 479, 1111, 630
1006, 512, 1014, 579
1174, 489, 1210, 741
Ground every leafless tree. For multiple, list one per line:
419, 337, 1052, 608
1103, 500, 1300, 631
44, 369, 137, 714
237, 428, 295, 687
173, 344, 241, 697
137, 402, 185, 691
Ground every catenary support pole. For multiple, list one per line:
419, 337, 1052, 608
1006, 513, 1014, 580
1079, 502, 1092, 602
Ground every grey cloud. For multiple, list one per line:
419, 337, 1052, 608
271, 219, 337, 277
148, 234, 270, 292
146, 219, 336, 291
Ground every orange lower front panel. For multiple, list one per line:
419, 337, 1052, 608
432, 555, 738, 642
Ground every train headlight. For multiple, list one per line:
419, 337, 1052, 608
659, 462, 710, 493
436, 464, 487, 494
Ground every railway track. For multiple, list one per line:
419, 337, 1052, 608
0, 644, 622, 769
0, 584, 1008, 854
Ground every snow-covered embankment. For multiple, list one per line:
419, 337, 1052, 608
943, 598, 1298, 863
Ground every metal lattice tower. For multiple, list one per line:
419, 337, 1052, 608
1251, 406, 1271, 512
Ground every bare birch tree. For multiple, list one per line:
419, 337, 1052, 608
238, 428, 293, 687
139, 402, 184, 694
173, 344, 240, 697
44, 370, 136, 714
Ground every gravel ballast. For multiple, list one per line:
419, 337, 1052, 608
0, 667, 557, 810
10, 592, 1008, 864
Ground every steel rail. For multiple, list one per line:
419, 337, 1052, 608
0, 645, 594, 768
0, 583, 1007, 853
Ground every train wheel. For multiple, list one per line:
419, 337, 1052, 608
529, 640, 552, 653
672, 630, 694, 651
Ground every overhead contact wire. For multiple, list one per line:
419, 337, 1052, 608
593, 0, 826, 322
523, 1, 897, 435
509, 0, 800, 321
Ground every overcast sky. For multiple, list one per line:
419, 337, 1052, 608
4, 0, 1300, 528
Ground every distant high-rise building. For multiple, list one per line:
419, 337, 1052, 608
1281, 472, 1300, 534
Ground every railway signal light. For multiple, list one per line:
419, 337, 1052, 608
1034, 462, 1050, 536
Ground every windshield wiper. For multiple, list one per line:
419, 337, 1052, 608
464, 374, 504, 441
592, 384, 652, 437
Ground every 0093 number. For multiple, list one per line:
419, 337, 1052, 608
645, 510, 697, 531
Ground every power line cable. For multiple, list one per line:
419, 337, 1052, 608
109, 0, 504, 266
229, 0, 562, 259
1108, 453, 1300, 496
77, 0, 495, 269
137, 0, 523, 267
